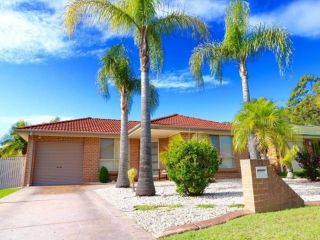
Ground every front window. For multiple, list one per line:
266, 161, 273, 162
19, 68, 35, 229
210, 135, 235, 169
100, 139, 120, 172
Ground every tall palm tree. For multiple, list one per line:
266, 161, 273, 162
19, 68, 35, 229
98, 44, 158, 188
190, 0, 292, 159
0, 121, 28, 157
232, 98, 297, 178
65, 0, 208, 196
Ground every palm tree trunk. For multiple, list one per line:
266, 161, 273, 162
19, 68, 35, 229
239, 58, 260, 160
116, 92, 130, 188
136, 27, 156, 196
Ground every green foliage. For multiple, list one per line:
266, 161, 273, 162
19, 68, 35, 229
128, 167, 138, 191
128, 168, 138, 184
295, 146, 320, 181
196, 204, 215, 209
97, 44, 159, 113
99, 166, 109, 183
280, 145, 299, 168
134, 204, 182, 211
0, 121, 28, 157
287, 75, 320, 125
232, 98, 296, 160
190, 0, 292, 84
65, 0, 209, 73
294, 169, 307, 178
0, 188, 20, 199
228, 203, 245, 208
162, 136, 219, 196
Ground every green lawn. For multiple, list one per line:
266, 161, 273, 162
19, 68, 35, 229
0, 188, 19, 199
164, 206, 320, 240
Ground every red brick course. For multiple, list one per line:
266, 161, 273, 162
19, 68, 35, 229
157, 210, 251, 238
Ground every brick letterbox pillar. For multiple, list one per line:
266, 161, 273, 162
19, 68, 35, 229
240, 159, 304, 213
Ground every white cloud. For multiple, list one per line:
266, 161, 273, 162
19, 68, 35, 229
0, 0, 71, 63
160, 0, 227, 21
0, 0, 119, 64
251, 0, 320, 38
0, 115, 73, 138
151, 69, 228, 91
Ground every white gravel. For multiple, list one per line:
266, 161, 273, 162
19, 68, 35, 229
95, 178, 320, 235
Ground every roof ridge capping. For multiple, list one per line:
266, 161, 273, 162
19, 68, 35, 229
17, 117, 93, 130
151, 113, 179, 122
175, 114, 231, 125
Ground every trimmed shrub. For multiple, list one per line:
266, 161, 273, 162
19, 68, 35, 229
128, 168, 138, 192
296, 149, 320, 181
99, 166, 109, 183
294, 169, 307, 178
161, 135, 219, 196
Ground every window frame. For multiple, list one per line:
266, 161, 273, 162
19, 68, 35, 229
99, 138, 120, 172
210, 135, 236, 170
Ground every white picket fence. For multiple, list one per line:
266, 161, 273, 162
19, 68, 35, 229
0, 157, 26, 188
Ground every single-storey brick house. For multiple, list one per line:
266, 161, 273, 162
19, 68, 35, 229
17, 114, 249, 186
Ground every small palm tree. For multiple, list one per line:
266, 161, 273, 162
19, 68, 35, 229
65, 0, 208, 196
98, 44, 158, 188
232, 98, 297, 174
0, 121, 28, 157
190, 0, 292, 159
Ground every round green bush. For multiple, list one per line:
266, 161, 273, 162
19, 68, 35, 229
162, 137, 219, 196
99, 166, 109, 183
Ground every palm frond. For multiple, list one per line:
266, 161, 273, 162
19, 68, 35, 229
151, 12, 209, 40
189, 43, 226, 86
232, 98, 297, 157
224, 0, 249, 52
64, 0, 137, 35
246, 25, 292, 75
147, 28, 164, 72
121, 0, 158, 26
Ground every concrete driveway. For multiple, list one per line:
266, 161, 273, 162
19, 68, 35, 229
0, 185, 154, 240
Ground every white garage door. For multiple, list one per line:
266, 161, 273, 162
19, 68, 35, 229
33, 142, 84, 185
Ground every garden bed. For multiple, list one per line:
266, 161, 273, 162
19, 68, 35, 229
95, 178, 320, 236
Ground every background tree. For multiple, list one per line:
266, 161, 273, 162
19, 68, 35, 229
65, 0, 208, 196
98, 44, 158, 188
190, 0, 292, 159
232, 98, 297, 177
0, 121, 28, 157
50, 117, 61, 123
287, 75, 320, 125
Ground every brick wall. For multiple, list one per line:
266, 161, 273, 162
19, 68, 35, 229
241, 159, 304, 213
83, 137, 100, 182
130, 139, 140, 170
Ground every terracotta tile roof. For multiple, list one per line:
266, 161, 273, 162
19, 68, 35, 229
151, 114, 231, 130
17, 114, 231, 134
18, 118, 140, 134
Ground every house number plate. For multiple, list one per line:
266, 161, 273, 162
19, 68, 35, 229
256, 166, 268, 179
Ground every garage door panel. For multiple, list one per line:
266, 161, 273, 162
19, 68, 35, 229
33, 142, 84, 185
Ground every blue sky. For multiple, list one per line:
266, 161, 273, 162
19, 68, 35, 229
1, 0, 320, 137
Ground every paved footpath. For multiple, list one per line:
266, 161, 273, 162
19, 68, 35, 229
0, 185, 154, 240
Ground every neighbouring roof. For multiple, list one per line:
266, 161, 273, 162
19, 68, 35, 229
16, 114, 231, 135
293, 125, 320, 137
151, 114, 231, 130
17, 118, 140, 134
